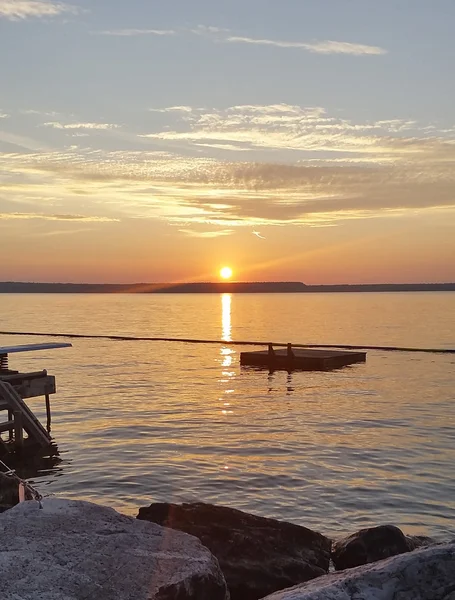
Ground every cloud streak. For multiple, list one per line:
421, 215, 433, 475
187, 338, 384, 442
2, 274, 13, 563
43, 122, 120, 130
226, 36, 386, 55
92, 24, 386, 56
0, 212, 119, 222
178, 228, 234, 238
140, 104, 436, 157
94, 28, 175, 36
0, 0, 77, 20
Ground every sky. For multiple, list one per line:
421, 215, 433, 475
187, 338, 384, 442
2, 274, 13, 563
1, 0, 454, 284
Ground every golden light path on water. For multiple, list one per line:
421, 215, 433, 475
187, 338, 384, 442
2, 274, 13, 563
220, 293, 234, 471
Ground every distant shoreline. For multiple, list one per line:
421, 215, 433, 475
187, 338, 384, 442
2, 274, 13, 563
1, 281, 454, 293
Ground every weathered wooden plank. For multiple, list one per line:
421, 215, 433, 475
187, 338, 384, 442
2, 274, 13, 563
0, 419, 15, 433
0, 371, 56, 399
11, 375, 56, 399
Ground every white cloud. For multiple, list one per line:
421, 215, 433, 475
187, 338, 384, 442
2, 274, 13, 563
226, 36, 386, 56
0, 0, 77, 20
139, 104, 432, 156
43, 122, 120, 130
0, 111, 9, 119
21, 109, 61, 117
92, 22, 386, 57
190, 25, 230, 35
149, 106, 193, 113
94, 28, 175, 37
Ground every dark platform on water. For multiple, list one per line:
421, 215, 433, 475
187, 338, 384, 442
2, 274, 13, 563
240, 346, 366, 371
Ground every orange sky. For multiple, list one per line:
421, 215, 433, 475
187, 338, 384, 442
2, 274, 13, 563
1, 2, 455, 284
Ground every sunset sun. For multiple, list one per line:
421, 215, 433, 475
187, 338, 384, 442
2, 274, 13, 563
220, 266, 233, 280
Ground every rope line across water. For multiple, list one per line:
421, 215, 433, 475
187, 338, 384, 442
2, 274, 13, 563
1, 331, 454, 354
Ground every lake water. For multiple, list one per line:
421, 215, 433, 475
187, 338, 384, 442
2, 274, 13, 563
1, 292, 454, 541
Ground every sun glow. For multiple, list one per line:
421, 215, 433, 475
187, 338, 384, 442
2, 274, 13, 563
220, 266, 233, 280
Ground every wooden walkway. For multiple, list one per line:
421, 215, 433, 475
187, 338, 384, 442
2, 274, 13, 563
0, 342, 71, 452
0, 380, 51, 448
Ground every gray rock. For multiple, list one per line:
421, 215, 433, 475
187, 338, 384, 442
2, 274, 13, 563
0, 498, 228, 600
332, 524, 414, 570
137, 502, 331, 600
261, 542, 455, 599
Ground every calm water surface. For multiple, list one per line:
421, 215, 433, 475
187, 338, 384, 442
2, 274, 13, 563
1, 292, 454, 540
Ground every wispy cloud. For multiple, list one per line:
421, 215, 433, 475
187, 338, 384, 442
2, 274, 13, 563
92, 23, 387, 57
21, 108, 62, 117
0, 212, 119, 222
94, 28, 175, 37
226, 36, 387, 56
2, 134, 454, 232
43, 121, 120, 130
178, 228, 234, 238
0, 0, 78, 20
149, 106, 193, 113
140, 104, 427, 156
0, 111, 9, 119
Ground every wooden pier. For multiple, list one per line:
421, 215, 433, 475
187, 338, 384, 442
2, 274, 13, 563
0, 343, 71, 453
240, 344, 366, 371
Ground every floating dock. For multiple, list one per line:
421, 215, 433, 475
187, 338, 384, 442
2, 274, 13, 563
240, 344, 366, 371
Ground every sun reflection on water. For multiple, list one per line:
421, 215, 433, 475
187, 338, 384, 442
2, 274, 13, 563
219, 294, 236, 434
221, 293, 232, 342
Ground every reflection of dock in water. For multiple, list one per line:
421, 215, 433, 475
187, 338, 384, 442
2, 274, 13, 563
240, 344, 366, 372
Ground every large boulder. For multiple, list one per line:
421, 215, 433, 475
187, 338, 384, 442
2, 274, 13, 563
0, 498, 228, 600
332, 524, 429, 570
261, 542, 455, 599
137, 502, 331, 600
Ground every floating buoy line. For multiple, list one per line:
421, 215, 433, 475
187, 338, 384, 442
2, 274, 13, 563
1, 331, 454, 354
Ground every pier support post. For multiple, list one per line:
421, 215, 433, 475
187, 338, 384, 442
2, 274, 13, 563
45, 394, 51, 433
14, 411, 23, 448
8, 409, 13, 440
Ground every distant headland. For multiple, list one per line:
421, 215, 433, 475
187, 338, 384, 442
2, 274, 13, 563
1, 281, 454, 293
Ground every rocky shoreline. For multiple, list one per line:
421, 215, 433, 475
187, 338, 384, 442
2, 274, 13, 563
1, 474, 454, 599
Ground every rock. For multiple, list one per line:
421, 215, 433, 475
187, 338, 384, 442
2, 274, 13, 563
332, 524, 417, 570
137, 502, 331, 600
0, 498, 228, 600
261, 542, 455, 599
0, 471, 33, 512
406, 534, 438, 551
